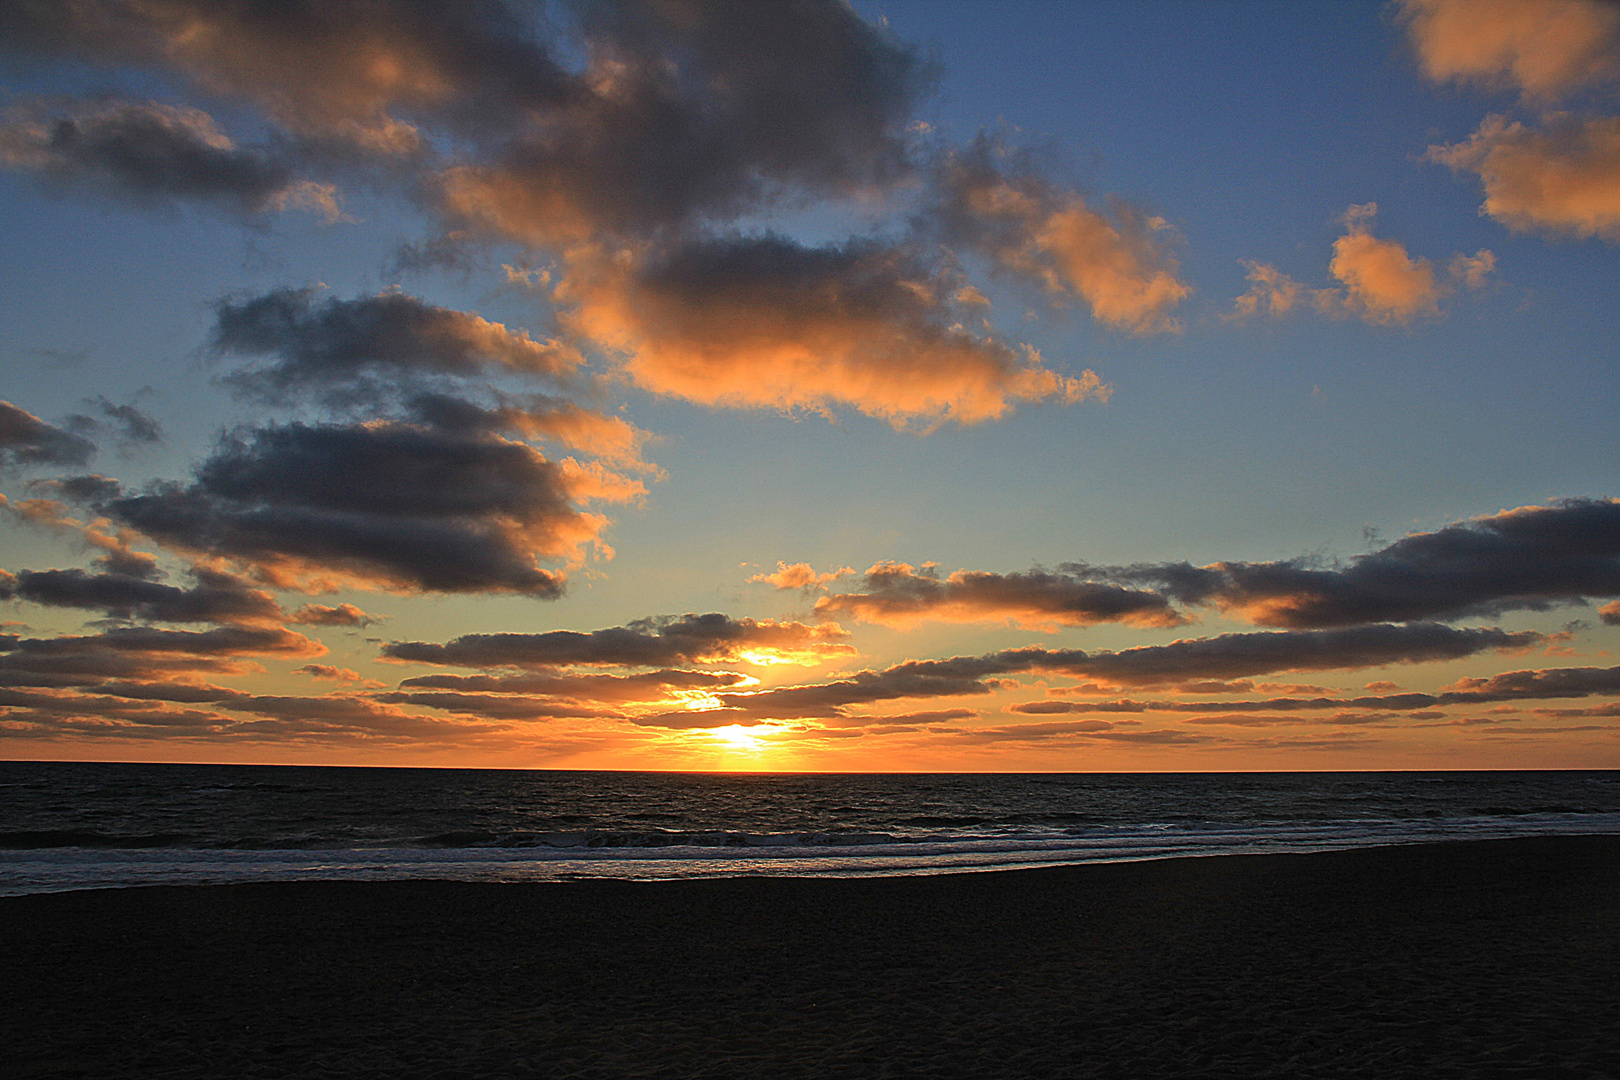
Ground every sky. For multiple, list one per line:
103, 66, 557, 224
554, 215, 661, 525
0, 0, 1617, 771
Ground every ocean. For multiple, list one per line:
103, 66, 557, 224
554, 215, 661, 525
2, 762, 1617, 895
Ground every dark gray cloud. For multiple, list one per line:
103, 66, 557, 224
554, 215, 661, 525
398, 668, 753, 699
383, 613, 854, 669
860, 499, 1620, 636
627, 706, 761, 730
1003, 623, 1540, 687
89, 680, 245, 703
0, 624, 323, 686
2, 624, 320, 660
683, 622, 1538, 723
0, 686, 498, 742
1007, 664, 1620, 721
434, 0, 928, 243
834, 708, 977, 727
1071, 498, 1620, 628
65, 397, 163, 447
402, 393, 655, 469
132, 287, 646, 599
1533, 704, 1620, 719
0, 566, 283, 625
0, 684, 233, 729
0, 401, 96, 468
0, 1, 569, 146
220, 694, 489, 737
211, 289, 581, 404
27, 473, 122, 503
287, 603, 375, 628
370, 667, 763, 727
0, 97, 328, 217
945, 722, 1213, 746
373, 690, 618, 721
1440, 663, 1620, 703
83, 414, 619, 596
0, 0, 927, 242
655, 653, 1023, 723
1010, 700, 1149, 715
815, 560, 1184, 630
295, 664, 377, 685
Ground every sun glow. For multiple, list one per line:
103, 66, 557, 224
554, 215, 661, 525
712, 724, 767, 751
736, 649, 820, 667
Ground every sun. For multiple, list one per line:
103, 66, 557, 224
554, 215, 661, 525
712, 724, 766, 751
735, 650, 797, 667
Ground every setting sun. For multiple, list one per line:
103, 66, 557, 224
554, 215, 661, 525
711, 725, 768, 752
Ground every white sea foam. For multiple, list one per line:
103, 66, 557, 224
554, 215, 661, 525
6, 813, 1618, 895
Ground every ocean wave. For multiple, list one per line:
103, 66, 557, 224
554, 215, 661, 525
6, 813, 1620, 896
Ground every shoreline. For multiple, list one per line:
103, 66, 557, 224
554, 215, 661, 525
5, 835, 1618, 1077
11, 819, 1620, 898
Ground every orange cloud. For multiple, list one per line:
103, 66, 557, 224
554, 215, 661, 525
1428, 113, 1620, 240
558, 237, 1109, 429
1232, 204, 1494, 325
1328, 204, 1446, 324
3, 494, 158, 578
1228, 261, 1336, 320
1399, 0, 1620, 101
504, 403, 654, 471
438, 164, 596, 249
749, 562, 856, 592
937, 145, 1189, 333
1036, 199, 1189, 333
1448, 248, 1498, 287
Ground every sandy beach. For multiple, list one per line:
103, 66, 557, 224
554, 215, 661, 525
4, 835, 1617, 1078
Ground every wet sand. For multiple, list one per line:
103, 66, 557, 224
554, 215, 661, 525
4, 835, 1618, 1078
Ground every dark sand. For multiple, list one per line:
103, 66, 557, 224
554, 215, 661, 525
4, 836, 1618, 1079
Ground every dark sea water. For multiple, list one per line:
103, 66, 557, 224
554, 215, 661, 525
2, 761, 1618, 894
